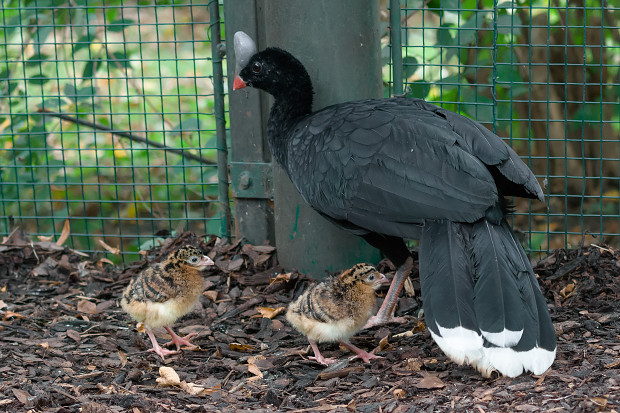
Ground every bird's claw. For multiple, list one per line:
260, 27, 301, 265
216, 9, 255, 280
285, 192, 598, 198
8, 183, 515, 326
163, 333, 198, 351
148, 346, 179, 360
363, 314, 406, 329
352, 352, 383, 363
309, 355, 338, 366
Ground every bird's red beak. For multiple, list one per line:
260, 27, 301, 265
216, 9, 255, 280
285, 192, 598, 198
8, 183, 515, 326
233, 75, 246, 90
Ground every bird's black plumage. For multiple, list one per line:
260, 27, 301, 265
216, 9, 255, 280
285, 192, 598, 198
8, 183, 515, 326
234, 39, 556, 377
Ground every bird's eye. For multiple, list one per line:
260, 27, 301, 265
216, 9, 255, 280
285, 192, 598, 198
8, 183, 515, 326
368, 274, 375, 281
251, 62, 263, 74
189, 256, 199, 264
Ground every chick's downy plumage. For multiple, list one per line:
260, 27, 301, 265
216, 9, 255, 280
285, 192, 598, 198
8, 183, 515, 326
286, 264, 389, 365
121, 245, 213, 359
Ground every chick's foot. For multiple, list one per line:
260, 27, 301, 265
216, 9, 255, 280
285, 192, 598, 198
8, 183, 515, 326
163, 326, 198, 351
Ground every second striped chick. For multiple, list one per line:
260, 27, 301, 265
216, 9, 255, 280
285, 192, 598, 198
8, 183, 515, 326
286, 264, 390, 365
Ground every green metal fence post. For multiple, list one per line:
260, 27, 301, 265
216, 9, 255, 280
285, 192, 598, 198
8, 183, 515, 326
258, 0, 383, 276
225, 0, 275, 246
209, 1, 232, 239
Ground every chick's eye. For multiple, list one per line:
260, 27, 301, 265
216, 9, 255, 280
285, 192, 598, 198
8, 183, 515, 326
251, 62, 263, 74
189, 256, 199, 264
368, 275, 375, 281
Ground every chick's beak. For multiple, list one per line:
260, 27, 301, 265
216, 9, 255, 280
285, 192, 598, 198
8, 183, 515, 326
374, 273, 390, 288
199, 255, 214, 268
233, 75, 246, 90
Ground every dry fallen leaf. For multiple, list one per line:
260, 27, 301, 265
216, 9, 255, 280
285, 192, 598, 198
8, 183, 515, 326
77, 299, 98, 315
118, 351, 128, 369
156, 366, 181, 386
136, 322, 146, 333
393, 388, 406, 399
415, 373, 446, 389
269, 272, 291, 284
560, 283, 575, 298
203, 290, 218, 301
230, 343, 254, 353
405, 358, 422, 371
97, 257, 114, 266
255, 306, 286, 319
97, 239, 121, 255
0, 300, 6, 310
37, 235, 54, 242
12, 388, 32, 405
247, 363, 263, 379
56, 219, 71, 246
2, 310, 25, 320
66, 329, 81, 343
247, 355, 266, 379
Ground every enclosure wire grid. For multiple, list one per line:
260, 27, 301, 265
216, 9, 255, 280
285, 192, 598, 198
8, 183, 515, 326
391, 0, 620, 254
0, 1, 229, 262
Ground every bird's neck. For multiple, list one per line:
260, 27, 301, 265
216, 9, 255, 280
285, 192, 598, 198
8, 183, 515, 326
266, 75, 313, 171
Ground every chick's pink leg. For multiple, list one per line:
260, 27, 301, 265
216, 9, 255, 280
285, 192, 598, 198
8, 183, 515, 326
308, 340, 337, 366
163, 326, 197, 351
363, 257, 413, 329
340, 341, 383, 363
146, 328, 178, 360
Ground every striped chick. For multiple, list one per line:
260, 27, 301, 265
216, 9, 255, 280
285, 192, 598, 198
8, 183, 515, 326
121, 245, 213, 360
286, 264, 390, 365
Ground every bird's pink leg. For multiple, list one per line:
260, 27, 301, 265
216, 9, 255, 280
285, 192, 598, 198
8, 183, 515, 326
364, 256, 414, 329
307, 340, 337, 366
340, 341, 383, 363
146, 328, 178, 360
162, 326, 198, 351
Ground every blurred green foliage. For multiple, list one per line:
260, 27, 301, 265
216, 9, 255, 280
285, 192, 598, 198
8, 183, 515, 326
0, 0, 225, 260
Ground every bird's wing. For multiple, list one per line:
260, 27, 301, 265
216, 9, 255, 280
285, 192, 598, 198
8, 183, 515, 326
124, 266, 179, 304
288, 98, 539, 238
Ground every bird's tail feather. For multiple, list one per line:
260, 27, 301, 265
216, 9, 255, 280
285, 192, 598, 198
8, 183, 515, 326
419, 219, 556, 377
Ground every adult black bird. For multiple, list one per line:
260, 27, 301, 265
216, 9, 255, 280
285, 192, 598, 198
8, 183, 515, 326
232, 31, 556, 377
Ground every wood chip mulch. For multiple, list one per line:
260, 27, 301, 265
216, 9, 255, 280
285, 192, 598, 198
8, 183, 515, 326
0, 229, 618, 412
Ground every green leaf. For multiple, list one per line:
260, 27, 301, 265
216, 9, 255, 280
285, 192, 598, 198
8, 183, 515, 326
406, 80, 431, 99
106, 51, 131, 70
37, 98, 63, 111
73, 34, 94, 53
170, 118, 202, 135
437, 25, 455, 46
82, 59, 100, 79
106, 18, 136, 32
28, 75, 50, 85
403, 56, 419, 79
440, 0, 460, 10
64, 83, 98, 102
497, 13, 521, 35
26, 53, 49, 67
33, 26, 54, 53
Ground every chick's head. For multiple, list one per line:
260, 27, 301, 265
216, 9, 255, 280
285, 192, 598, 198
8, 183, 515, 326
339, 264, 389, 291
170, 245, 214, 271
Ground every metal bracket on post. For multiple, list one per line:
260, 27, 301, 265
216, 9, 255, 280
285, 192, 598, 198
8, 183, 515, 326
230, 162, 273, 199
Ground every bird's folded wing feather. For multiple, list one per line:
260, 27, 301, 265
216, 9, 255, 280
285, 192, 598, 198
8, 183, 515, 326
288, 98, 540, 236
126, 267, 179, 303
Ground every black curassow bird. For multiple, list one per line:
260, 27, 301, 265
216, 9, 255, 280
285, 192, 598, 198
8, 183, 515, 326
232, 31, 556, 377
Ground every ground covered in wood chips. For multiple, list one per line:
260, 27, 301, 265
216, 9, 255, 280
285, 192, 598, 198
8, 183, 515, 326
0, 229, 619, 413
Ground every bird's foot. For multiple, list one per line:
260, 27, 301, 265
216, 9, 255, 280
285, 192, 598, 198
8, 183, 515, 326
363, 314, 406, 329
148, 344, 179, 360
309, 355, 338, 366
163, 327, 198, 351
341, 341, 383, 363
351, 351, 383, 363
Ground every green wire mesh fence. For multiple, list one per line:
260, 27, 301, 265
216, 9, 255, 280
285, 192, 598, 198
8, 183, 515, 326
388, 0, 620, 254
1, 1, 618, 262
0, 1, 229, 262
